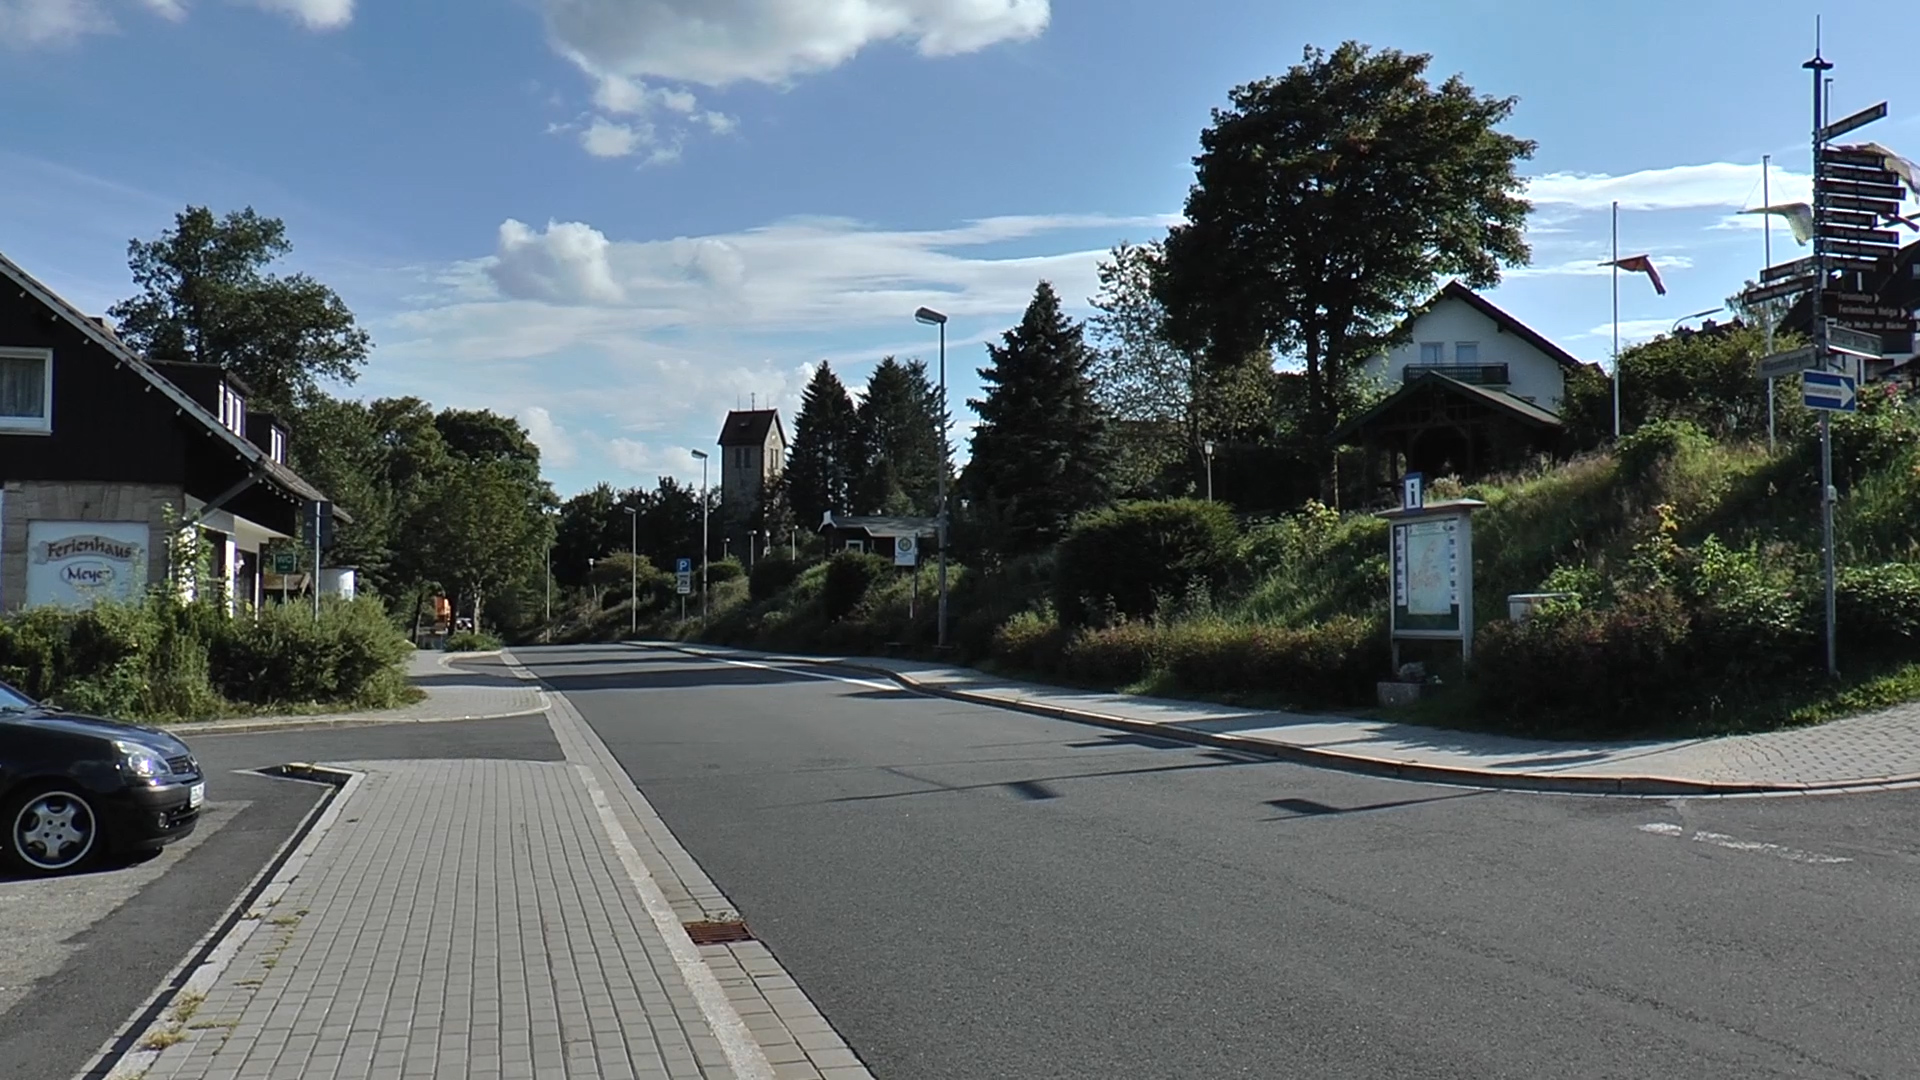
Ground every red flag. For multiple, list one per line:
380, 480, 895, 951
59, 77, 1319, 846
1608, 254, 1667, 295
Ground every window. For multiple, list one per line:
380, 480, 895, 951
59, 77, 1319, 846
1418, 342, 1443, 364
1455, 342, 1479, 364
217, 383, 245, 435
0, 347, 53, 433
270, 427, 287, 464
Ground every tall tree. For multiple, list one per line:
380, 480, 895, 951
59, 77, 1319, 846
963, 281, 1110, 555
109, 206, 371, 414
784, 362, 861, 529
1156, 42, 1534, 493
411, 457, 551, 631
854, 356, 946, 516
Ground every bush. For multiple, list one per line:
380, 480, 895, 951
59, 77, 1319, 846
989, 609, 1064, 673
1615, 419, 1714, 488
1054, 499, 1239, 629
750, 557, 810, 603
1837, 562, 1920, 659
706, 557, 746, 584
208, 598, 416, 708
1156, 616, 1386, 705
443, 630, 505, 652
1058, 622, 1158, 686
1474, 589, 1696, 733
822, 552, 890, 622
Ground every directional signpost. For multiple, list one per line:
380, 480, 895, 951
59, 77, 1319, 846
1802, 370, 1858, 413
1757, 345, 1820, 379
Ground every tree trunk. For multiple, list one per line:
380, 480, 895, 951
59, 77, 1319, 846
1302, 329, 1335, 503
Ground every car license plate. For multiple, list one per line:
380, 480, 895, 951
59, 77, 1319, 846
189, 783, 205, 809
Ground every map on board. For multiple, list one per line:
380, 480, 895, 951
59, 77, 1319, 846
1396, 519, 1457, 618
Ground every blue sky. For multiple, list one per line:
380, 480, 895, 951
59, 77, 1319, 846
3, 0, 1917, 496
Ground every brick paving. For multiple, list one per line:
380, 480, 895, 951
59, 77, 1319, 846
688, 647, 1920, 791
139, 760, 734, 1080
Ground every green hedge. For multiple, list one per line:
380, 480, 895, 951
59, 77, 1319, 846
0, 594, 415, 722
1055, 499, 1238, 628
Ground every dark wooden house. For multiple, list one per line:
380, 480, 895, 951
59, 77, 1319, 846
0, 250, 343, 613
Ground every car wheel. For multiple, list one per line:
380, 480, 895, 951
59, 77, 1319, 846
5, 786, 101, 875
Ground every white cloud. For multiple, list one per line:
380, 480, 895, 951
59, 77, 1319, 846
702, 111, 739, 136
0, 0, 348, 45
579, 116, 649, 158
520, 406, 579, 468
1526, 162, 1812, 212
487, 218, 626, 304
541, 0, 1050, 88
247, 0, 349, 29
1582, 318, 1683, 346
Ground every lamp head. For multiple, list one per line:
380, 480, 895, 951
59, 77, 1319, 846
690, 448, 708, 460
914, 307, 948, 326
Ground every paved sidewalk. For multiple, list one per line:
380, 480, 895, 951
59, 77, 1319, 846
658, 644, 1920, 795
168, 650, 548, 735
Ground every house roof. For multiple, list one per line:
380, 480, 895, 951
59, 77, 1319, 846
817, 512, 936, 537
1405, 281, 1586, 370
1331, 371, 1563, 444
0, 249, 345, 519
717, 409, 785, 447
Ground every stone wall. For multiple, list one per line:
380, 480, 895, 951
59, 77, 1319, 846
0, 480, 183, 611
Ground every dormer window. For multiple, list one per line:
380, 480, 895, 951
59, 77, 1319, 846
218, 383, 245, 434
270, 427, 287, 463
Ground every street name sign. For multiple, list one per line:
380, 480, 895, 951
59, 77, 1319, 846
1818, 101, 1887, 142
1742, 276, 1816, 305
1758, 345, 1819, 379
1823, 193, 1903, 216
1826, 322, 1886, 359
1820, 147, 1887, 168
1803, 370, 1859, 412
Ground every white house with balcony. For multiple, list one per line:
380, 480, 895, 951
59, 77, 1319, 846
1360, 281, 1584, 414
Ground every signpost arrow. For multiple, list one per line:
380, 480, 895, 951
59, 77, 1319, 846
1742, 276, 1817, 305
1802, 369, 1858, 412
1819, 101, 1887, 142
1827, 321, 1886, 359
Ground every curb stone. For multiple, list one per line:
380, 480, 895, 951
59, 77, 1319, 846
636, 641, 1920, 799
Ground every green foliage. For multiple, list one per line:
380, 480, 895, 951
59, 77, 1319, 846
1054, 499, 1238, 628
1836, 563, 1920, 659
1615, 419, 1716, 489
750, 557, 810, 602
1236, 502, 1387, 624
963, 281, 1111, 556
989, 609, 1064, 673
1475, 590, 1697, 734
786, 362, 861, 528
1041, 616, 1386, 707
443, 630, 504, 652
1157, 41, 1534, 491
108, 205, 370, 413
0, 595, 413, 721
854, 357, 947, 516
706, 557, 746, 584
822, 552, 891, 622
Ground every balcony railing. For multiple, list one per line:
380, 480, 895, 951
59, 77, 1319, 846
1404, 363, 1510, 387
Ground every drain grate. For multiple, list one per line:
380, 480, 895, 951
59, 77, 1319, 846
683, 920, 754, 945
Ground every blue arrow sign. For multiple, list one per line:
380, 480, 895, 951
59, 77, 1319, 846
1802, 370, 1858, 412
676, 558, 692, 574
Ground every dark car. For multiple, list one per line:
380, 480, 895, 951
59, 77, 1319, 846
0, 680, 204, 875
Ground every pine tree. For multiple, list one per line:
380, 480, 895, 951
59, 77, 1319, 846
854, 356, 946, 516
784, 362, 861, 529
963, 281, 1110, 554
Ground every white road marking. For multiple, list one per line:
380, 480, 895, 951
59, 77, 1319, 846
701, 652, 899, 692
1639, 822, 1852, 864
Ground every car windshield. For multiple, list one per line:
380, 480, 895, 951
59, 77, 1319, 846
0, 682, 37, 713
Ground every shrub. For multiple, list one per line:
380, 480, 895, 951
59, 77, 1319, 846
706, 557, 746, 584
750, 557, 809, 603
1615, 419, 1714, 488
209, 598, 415, 708
1055, 499, 1239, 629
1474, 589, 1696, 733
1058, 622, 1158, 686
1836, 562, 1920, 659
822, 552, 890, 622
1156, 616, 1386, 705
443, 630, 505, 652
989, 609, 1064, 673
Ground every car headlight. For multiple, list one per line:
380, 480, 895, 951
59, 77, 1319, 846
116, 741, 170, 779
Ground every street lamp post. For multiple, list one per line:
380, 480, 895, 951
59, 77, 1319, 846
914, 306, 951, 649
1203, 440, 1216, 502
623, 506, 637, 638
749, 529, 759, 570
1671, 307, 1724, 334
690, 449, 710, 618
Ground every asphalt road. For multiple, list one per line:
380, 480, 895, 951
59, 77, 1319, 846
0, 714, 560, 1080
524, 642, 1920, 1080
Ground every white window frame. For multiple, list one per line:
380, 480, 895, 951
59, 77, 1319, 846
0, 347, 54, 434
270, 427, 287, 463
218, 383, 246, 434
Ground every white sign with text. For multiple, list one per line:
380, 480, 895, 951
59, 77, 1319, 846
26, 521, 150, 608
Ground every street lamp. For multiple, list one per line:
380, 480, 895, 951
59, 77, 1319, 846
690, 449, 710, 618
623, 505, 638, 638
1672, 306, 1724, 334
543, 510, 554, 640
1202, 440, 1216, 502
914, 305, 950, 650
749, 528, 759, 570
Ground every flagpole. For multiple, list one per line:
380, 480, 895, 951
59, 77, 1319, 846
1763, 153, 1776, 451
1612, 200, 1621, 440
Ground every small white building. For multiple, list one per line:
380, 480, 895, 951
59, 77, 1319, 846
1361, 281, 1585, 415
